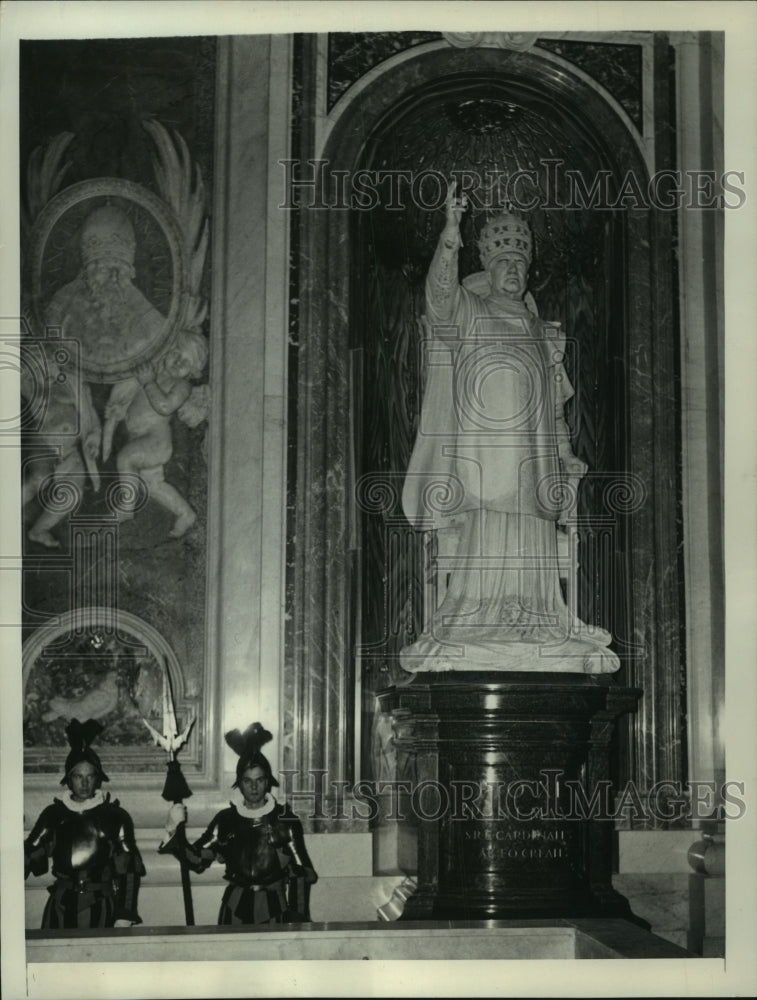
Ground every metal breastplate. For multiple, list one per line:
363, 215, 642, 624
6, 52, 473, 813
51, 808, 115, 877
225, 815, 287, 886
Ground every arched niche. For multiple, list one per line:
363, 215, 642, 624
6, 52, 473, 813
287, 40, 682, 804
22, 606, 199, 782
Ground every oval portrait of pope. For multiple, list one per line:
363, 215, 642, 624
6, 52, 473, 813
30, 178, 188, 383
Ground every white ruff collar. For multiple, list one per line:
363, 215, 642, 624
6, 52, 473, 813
234, 791, 277, 818
59, 789, 107, 813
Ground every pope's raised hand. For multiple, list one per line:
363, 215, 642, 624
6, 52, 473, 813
444, 184, 468, 233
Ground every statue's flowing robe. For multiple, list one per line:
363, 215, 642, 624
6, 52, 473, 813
400, 239, 618, 673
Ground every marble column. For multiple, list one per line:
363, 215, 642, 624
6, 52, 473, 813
283, 35, 357, 804
205, 34, 294, 790
673, 31, 725, 796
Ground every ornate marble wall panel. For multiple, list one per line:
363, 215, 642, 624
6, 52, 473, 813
19, 37, 218, 792
535, 39, 643, 131
325, 33, 649, 144
327, 32, 443, 110
326, 32, 644, 127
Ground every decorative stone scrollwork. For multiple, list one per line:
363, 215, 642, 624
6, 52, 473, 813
442, 32, 538, 52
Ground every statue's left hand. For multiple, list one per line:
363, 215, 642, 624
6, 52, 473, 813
560, 452, 588, 478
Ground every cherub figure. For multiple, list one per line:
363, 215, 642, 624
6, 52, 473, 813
103, 330, 208, 538
22, 346, 101, 548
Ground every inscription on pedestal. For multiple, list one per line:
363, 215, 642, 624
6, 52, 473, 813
451, 813, 585, 899
466, 826, 570, 860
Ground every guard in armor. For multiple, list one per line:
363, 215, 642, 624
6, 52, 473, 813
160, 722, 317, 925
24, 719, 146, 929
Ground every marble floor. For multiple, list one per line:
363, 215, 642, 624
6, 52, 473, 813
26, 918, 694, 963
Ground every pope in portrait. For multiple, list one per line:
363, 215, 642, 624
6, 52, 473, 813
44, 204, 166, 372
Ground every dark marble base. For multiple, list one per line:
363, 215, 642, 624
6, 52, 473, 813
395, 882, 642, 924
377, 671, 647, 926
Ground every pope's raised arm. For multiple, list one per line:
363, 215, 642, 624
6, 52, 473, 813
425, 187, 468, 324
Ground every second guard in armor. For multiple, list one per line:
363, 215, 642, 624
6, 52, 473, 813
160, 722, 317, 925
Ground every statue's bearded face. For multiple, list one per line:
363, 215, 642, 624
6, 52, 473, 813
84, 259, 132, 304
488, 254, 529, 299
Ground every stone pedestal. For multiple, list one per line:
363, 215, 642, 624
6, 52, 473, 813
377, 672, 646, 924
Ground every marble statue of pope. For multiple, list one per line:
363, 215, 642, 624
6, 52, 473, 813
400, 191, 619, 674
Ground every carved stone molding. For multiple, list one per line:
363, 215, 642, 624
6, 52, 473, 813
442, 32, 538, 52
